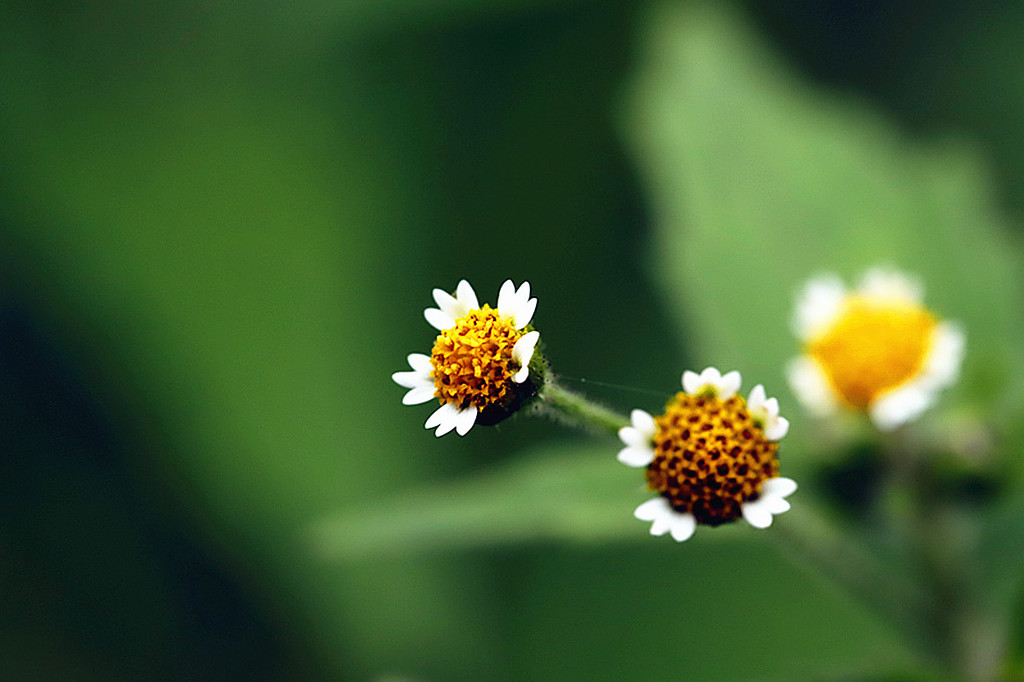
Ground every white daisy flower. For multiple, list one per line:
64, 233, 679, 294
788, 267, 966, 431
618, 367, 796, 541
392, 279, 541, 437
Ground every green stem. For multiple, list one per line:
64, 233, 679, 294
883, 431, 997, 681
533, 378, 629, 437
770, 502, 938, 659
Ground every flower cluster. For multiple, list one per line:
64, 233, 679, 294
392, 280, 541, 437
788, 268, 965, 431
393, 266, 965, 543
618, 367, 795, 541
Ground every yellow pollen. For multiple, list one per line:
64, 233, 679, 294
809, 296, 936, 408
431, 305, 524, 410
646, 393, 779, 526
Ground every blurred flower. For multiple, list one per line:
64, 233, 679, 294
788, 268, 965, 431
618, 367, 795, 541
392, 280, 541, 437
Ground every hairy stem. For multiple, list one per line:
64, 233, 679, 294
533, 378, 629, 437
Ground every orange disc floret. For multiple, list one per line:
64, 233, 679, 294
431, 305, 524, 411
646, 393, 779, 526
809, 296, 936, 408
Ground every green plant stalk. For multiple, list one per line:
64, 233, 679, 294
882, 432, 1000, 682
533, 378, 629, 437
770, 502, 939, 660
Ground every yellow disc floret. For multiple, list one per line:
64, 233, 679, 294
647, 393, 779, 526
431, 305, 524, 411
809, 296, 936, 408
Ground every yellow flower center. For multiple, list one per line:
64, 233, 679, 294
809, 296, 936, 408
646, 393, 779, 526
431, 305, 524, 410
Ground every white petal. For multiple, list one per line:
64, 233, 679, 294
630, 409, 658, 439
392, 370, 419, 389
432, 288, 459, 315
402, 385, 438, 405
858, 268, 923, 305
764, 416, 790, 441
514, 297, 537, 330
669, 513, 697, 542
786, 355, 838, 416
511, 331, 540, 383
617, 445, 655, 467
700, 367, 723, 386
922, 322, 966, 389
453, 405, 478, 436
633, 496, 670, 521
763, 496, 791, 515
684, 367, 741, 399
407, 353, 433, 374
425, 402, 461, 437
454, 280, 479, 315
496, 280, 516, 318
508, 282, 537, 329
649, 515, 672, 536
762, 476, 798, 498
424, 307, 456, 331
718, 370, 741, 400
741, 499, 774, 529
618, 425, 651, 449
682, 370, 701, 394
869, 383, 933, 431
793, 274, 846, 341
747, 384, 767, 411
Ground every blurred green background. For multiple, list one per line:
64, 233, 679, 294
2, 1, 1023, 680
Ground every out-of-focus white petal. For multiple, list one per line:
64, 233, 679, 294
787, 355, 838, 416
923, 322, 966, 389
682, 370, 701, 395
869, 383, 932, 431
793, 275, 846, 341
859, 268, 923, 304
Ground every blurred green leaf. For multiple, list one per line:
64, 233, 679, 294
623, 2, 1024, 456
312, 442, 656, 561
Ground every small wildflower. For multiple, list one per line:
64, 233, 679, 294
788, 268, 965, 431
392, 280, 542, 437
618, 367, 795, 541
